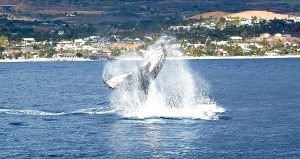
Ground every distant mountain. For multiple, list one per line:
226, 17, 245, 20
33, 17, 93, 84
1, 0, 300, 23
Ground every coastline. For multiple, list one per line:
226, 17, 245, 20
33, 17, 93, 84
0, 58, 92, 63
1, 55, 300, 63
168, 55, 300, 60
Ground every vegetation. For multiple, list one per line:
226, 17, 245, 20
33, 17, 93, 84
0, 35, 9, 59
172, 19, 300, 42
0, 19, 97, 41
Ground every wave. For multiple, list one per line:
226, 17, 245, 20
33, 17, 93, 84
0, 108, 65, 116
70, 108, 116, 115
0, 108, 115, 116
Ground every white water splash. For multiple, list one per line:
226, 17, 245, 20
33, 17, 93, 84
103, 36, 225, 120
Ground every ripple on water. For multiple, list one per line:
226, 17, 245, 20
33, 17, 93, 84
8, 122, 27, 126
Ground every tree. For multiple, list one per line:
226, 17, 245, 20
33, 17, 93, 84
76, 52, 83, 57
0, 46, 5, 52
0, 35, 9, 46
0, 46, 6, 59
0, 53, 4, 59
192, 49, 206, 56
14, 52, 22, 59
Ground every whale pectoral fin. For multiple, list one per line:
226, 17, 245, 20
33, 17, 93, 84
103, 72, 133, 89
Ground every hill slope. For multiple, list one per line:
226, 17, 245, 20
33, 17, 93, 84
189, 10, 292, 20
0, 0, 300, 23
228, 11, 290, 19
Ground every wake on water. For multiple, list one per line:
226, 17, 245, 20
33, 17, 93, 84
103, 36, 225, 120
0, 107, 115, 116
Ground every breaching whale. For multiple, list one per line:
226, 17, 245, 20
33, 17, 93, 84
103, 44, 167, 93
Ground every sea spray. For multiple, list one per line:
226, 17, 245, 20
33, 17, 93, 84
103, 36, 225, 120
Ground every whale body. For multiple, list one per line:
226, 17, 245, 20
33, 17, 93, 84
103, 44, 167, 93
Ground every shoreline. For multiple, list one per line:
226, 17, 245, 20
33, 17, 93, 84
1, 55, 300, 63
168, 55, 300, 60
0, 58, 92, 63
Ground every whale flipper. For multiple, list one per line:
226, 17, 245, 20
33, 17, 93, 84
103, 44, 167, 93
103, 72, 133, 90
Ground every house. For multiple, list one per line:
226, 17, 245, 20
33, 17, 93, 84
216, 41, 229, 46
21, 38, 36, 47
282, 34, 292, 38
260, 33, 271, 39
238, 43, 251, 53
288, 17, 300, 22
55, 53, 77, 59
168, 26, 192, 31
58, 40, 72, 45
58, 30, 65, 35
66, 13, 76, 17
240, 19, 253, 26
265, 49, 281, 56
274, 33, 282, 38
84, 36, 99, 43
74, 39, 85, 46
265, 51, 278, 56
230, 36, 243, 41
186, 43, 205, 48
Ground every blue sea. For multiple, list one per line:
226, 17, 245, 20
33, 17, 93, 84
0, 59, 300, 158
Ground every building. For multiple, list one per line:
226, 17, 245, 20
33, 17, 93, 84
240, 19, 253, 26
274, 33, 282, 38
21, 38, 36, 47
230, 36, 243, 41
265, 51, 279, 56
74, 39, 85, 46
55, 53, 77, 59
58, 31, 65, 35
186, 43, 205, 48
168, 26, 192, 31
260, 33, 271, 39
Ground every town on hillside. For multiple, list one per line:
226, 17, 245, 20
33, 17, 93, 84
1, 9, 300, 60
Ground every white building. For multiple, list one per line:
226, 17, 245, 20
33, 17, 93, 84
265, 51, 279, 56
168, 26, 192, 31
21, 38, 36, 47
260, 33, 271, 39
74, 39, 85, 46
58, 31, 65, 35
240, 19, 253, 26
238, 43, 251, 52
230, 36, 243, 41
274, 33, 282, 38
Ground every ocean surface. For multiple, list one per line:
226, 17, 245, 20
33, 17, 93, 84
0, 59, 300, 158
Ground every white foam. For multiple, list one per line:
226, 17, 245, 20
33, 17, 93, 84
0, 108, 65, 116
104, 36, 226, 120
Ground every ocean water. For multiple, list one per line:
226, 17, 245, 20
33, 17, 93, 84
0, 59, 300, 158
